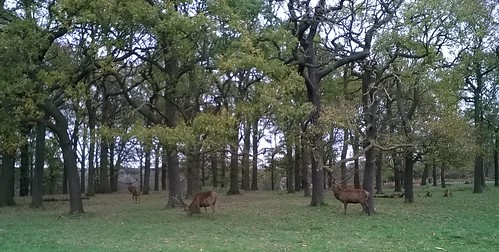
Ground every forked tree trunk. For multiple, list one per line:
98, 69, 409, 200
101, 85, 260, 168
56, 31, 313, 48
20, 130, 30, 197
154, 146, 160, 191
404, 152, 415, 203
393, 153, 402, 192
352, 134, 361, 189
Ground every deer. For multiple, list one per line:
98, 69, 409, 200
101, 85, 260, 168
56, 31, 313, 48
331, 177, 370, 216
174, 191, 217, 219
125, 180, 141, 204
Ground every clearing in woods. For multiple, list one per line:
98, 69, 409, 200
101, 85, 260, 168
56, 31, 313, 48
0, 183, 498, 251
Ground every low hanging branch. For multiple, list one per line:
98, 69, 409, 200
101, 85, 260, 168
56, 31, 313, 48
321, 139, 418, 173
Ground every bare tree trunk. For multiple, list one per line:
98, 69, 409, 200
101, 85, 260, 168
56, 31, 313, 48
165, 148, 186, 208
86, 99, 96, 196
340, 130, 348, 189
227, 142, 241, 195
421, 163, 429, 185
441, 162, 446, 189
186, 145, 201, 198
241, 120, 251, 191
0, 153, 16, 207
404, 153, 415, 203
495, 135, 498, 186
143, 147, 151, 195
393, 153, 402, 192
294, 143, 301, 191
154, 146, 160, 191
251, 117, 259, 190
20, 129, 30, 197
220, 151, 226, 188
30, 121, 45, 209
109, 143, 117, 192
211, 153, 218, 188
352, 133, 361, 189
375, 150, 383, 194
161, 150, 167, 190
301, 142, 311, 197
80, 122, 87, 194
286, 142, 294, 193
432, 160, 438, 186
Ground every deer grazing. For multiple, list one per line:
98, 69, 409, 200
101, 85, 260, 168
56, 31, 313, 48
331, 178, 370, 216
125, 180, 141, 204
175, 191, 218, 219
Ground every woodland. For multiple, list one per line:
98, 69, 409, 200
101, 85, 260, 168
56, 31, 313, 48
0, 0, 499, 218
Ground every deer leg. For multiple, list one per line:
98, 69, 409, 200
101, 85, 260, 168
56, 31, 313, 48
204, 207, 207, 214
343, 203, 348, 215
211, 205, 215, 220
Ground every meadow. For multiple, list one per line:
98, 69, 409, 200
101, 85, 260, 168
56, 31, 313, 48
1, 183, 498, 252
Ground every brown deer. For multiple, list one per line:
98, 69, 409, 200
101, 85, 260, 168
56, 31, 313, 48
176, 191, 217, 219
125, 181, 140, 204
331, 177, 370, 216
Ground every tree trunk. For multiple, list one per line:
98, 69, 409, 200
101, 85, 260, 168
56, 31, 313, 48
143, 147, 151, 195
361, 63, 377, 213
63, 163, 68, 194
495, 136, 498, 186
161, 150, 167, 190
294, 143, 301, 191
80, 122, 87, 194
474, 155, 483, 192
154, 146, 160, 191
441, 162, 446, 188
340, 130, 348, 189
432, 161, 438, 186
109, 143, 118, 192
98, 139, 110, 193
286, 142, 294, 193
421, 163, 429, 185
186, 145, 200, 198
301, 142, 311, 197
211, 153, 218, 188
352, 133, 361, 189
375, 150, 383, 194
30, 121, 45, 209
165, 148, 186, 208
404, 152, 415, 203
393, 153, 402, 192
19, 130, 30, 197
241, 119, 251, 191
251, 117, 259, 190
43, 101, 84, 214
0, 153, 16, 207
221, 151, 226, 188
86, 99, 96, 196
227, 141, 241, 195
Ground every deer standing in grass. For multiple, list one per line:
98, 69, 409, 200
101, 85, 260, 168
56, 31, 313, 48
126, 181, 141, 204
176, 191, 217, 219
332, 178, 370, 216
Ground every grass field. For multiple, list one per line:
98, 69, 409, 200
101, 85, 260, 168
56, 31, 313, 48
1, 183, 498, 252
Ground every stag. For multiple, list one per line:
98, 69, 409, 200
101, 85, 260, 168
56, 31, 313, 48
332, 177, 370, 216
125, 180, 140, 204
175, 191, 217, 219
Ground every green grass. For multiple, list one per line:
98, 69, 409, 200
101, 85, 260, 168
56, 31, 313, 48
1, 184, 499, 252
